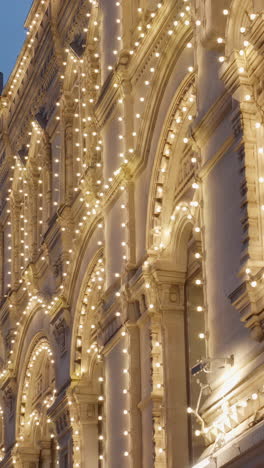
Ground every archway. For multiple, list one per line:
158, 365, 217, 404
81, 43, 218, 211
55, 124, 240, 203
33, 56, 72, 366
144, 73, 207, 467
14, 337, 58, 467
70, 251, 105, 468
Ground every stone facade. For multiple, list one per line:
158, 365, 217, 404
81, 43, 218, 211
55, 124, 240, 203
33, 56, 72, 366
0, 0, 264, 467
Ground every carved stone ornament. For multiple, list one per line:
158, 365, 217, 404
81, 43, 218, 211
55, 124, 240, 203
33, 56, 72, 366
229, 272, 264, 342
52, 308, 70, 356
55, 407, 71, 436
53, 317, 68, 356
3, 379, 17, 418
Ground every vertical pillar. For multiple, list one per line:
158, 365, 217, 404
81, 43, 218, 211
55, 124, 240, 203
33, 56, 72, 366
39, 441, 52, 468
16, 447, 40, 468
121, 80, 134, 153
144, 266, 190, 468
57, 206, 74, 278
127, 317, 143, 468
48, 394, 73, 468
73, 386, 99, 468
0, 225, 4, 297
149, 312, 166, 468
121, 80, 136, 268
27, 173, 39, 263
61, 95, 74, 206
121, 0, 139, 49
156, 271, 189, 468
42, 137, 52, 227
10, 195, 20, 289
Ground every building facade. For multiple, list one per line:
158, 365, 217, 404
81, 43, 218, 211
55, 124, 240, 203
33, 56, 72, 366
0, 0, 264, 466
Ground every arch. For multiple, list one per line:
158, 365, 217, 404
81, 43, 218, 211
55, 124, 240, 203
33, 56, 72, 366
70, 249, 105, 378
143, 56, 207, 465
65, 215, 104, 306
169, 210, 195, 270
69, 250, 105, 468
146, 73, 197, 252
225, 0, 252, 57
15, 335, 56, 451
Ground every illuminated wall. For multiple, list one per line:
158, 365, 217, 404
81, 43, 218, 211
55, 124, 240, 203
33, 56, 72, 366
0, 0, 264, 467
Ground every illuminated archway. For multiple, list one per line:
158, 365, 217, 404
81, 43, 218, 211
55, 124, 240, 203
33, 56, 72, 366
70, 251, 105, 467
14, 337, 58, 466
144, 72, 208, 466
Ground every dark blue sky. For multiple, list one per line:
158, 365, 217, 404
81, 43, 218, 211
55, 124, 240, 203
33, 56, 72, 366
0, 1, 33, 85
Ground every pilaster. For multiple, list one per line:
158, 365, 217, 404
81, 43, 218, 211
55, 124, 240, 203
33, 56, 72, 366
42, 137, 52, 227
220, 49, 264, 340
0, 225, 4, 298
126, 314, 143, 468
15, 447, 40, 468
61, 95, 75, 206
154, 268, 189, 468
48, 393, 73, 468
10, 195, 21, 290
72, 384, 100, 468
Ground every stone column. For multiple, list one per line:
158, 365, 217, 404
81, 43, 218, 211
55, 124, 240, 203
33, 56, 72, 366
157, 272, 189, 468
57, 205, 74, 279
39, 441, 52, 468
73, 385, 99, 468
120, 80, 136, 269
127, 313, 143, 468
61, 95, 74, 206
42, 138, 52, 227
48, 394, 73, 468
27, 171, 39, 263
121, 0, 139, 49
145, 266, 190, 468
121, 80, 134, 153
16, 447, 40, 468
220, 50, 264, 339
10, 195, 20, 289
0, 225, 4, 297
149, 312, 166, 468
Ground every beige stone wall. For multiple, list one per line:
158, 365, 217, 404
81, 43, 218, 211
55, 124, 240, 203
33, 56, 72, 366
0, 0, 264, 467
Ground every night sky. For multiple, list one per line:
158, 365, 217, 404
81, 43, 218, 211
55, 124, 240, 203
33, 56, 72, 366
0, 0, 33, 85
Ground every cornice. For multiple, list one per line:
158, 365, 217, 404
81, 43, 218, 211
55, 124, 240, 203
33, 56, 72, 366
2, 0, 88, 150
3, 1, 49, 100
24, 0, 45, 28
